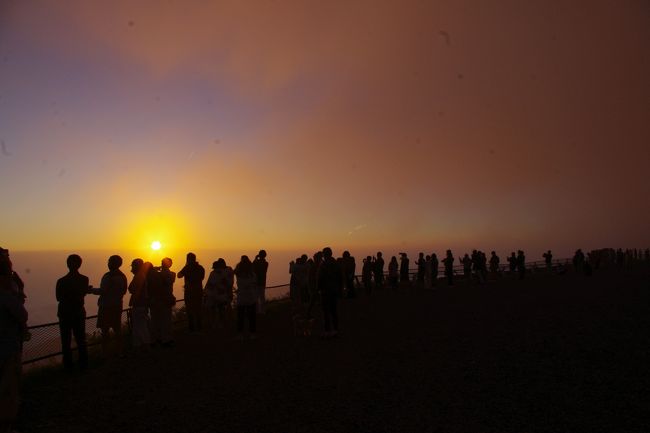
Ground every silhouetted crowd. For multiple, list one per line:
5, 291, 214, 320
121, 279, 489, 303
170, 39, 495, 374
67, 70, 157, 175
1, 244, 650, 433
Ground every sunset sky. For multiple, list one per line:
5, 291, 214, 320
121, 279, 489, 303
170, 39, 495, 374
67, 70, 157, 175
1, 0, 648, 257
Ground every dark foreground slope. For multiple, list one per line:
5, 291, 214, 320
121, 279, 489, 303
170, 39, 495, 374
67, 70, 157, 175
20, 269, 650, 433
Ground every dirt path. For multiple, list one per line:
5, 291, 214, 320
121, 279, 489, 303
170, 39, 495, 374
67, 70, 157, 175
19, 269, 650, 432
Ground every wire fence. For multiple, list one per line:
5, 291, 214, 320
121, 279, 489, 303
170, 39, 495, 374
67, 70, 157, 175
23, 300, 185, 365
22, 258, 570, 365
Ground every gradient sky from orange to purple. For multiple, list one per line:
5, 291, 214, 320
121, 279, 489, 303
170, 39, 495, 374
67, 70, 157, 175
1, 0, 649, 257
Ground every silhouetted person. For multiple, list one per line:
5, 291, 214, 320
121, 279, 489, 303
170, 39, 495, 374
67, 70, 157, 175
362, 256, 373, 294
489, 251, 500, 274
470, 250, 479, 277
572, 249, 585, 274
235, 256, 258, 339
128, 259, 151, 349
399, 253, 410, 284
373, 252, 385, 289
388, 256, 399, 290
205, 259, 233, 329
252, 250, 268, 314
430, 253, 439, 287
318, 247, 342, 338
55, 254, 89, 370
415, 252, 426, 285
290, 255, 310, 304
289, 258, 300, 303
150, 258, 175, 346
308, 251, 323, 303
340, 251, 356, 299
91, 255, 127, 356
590, 250, 602, 269
476, 251, 487, 284
424, 255, 432, 286
0, 247, 25, 303
543, 250, 553, 272
508, 252, 517, 275
178, 253, 205, 333
516, 250, 526, 279
0, 258, 28, 433
442, 250, 454, 286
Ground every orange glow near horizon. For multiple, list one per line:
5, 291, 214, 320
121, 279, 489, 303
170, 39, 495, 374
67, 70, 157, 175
115, 209, 194, 254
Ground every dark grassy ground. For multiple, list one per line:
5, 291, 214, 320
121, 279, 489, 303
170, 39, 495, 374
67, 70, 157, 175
19, 268, 650, 433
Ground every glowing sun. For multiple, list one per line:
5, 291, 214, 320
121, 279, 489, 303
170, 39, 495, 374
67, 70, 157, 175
151, 241, 162, 251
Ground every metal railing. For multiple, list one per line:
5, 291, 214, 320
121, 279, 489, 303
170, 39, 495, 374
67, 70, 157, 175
21, 258, 568, 365
22, 300, 188, 365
